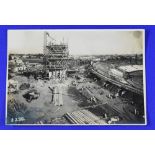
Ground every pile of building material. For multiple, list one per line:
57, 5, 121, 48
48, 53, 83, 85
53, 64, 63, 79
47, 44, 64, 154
81, 87, 94, 100
19, 83, 30, 90
23, 89, 40, 102
65, 109, 106, 124
77, 83, 106, 103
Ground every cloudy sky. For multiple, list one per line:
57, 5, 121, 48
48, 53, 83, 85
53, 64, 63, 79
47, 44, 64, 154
8, 30, 144, 55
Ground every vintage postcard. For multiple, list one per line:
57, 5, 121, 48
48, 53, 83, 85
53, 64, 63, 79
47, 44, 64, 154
6, 30, 146, 125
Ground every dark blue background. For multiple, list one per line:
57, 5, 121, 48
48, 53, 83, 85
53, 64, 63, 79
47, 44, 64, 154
0, 25, 154, 130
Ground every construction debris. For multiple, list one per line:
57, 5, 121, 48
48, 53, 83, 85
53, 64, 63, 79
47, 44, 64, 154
19, 83, 30, 90
23, 89, 40, 102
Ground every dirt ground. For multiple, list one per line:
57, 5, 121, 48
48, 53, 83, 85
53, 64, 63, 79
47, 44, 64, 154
7, 76, 90, 124
7, 73, 144, 124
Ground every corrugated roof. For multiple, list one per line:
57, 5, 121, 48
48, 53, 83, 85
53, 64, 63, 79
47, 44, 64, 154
118, 65, 143, 73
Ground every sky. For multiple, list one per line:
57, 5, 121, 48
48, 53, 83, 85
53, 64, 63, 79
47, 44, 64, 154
8, 30, 144, 55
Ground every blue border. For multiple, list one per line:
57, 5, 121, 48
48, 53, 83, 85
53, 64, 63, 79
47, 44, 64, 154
0, 25, 154, 130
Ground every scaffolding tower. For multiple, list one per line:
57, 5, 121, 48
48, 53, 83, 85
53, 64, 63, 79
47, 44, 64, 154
43, 31, 70, 80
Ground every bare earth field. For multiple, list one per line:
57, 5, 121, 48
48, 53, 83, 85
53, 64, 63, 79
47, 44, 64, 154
7, 73, 143, 124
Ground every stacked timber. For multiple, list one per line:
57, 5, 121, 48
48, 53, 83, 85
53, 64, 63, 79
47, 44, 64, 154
65, 110, 106, 125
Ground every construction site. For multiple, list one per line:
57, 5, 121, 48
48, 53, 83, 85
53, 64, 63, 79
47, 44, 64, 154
7, 31, 145, 125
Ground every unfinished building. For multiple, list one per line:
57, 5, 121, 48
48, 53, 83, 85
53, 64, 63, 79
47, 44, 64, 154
43, 32, 70, 80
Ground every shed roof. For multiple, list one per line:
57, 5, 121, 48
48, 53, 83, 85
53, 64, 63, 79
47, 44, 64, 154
118, 65, 143, 73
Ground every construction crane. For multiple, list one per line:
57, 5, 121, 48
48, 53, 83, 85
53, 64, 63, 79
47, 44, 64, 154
44, 31, 56, 54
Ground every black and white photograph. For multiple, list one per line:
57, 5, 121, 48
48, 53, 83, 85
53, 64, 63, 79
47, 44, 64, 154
6, 30, 146, 125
